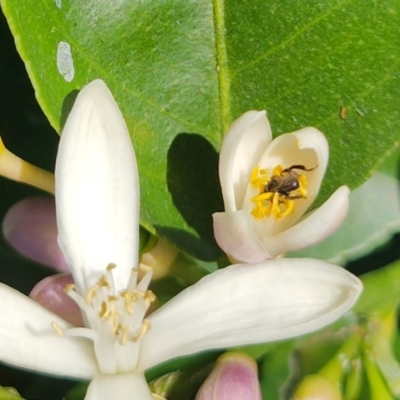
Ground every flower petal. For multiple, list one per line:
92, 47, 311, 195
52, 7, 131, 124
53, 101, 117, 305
139, 258, 362, 370
0, 283, 96, 379
55, 79, 139, 293
219, 111, 272, 212
85, 372, 153, 400
264, 186, 350, 257
213, 210, 271, 263
242, 127, 329, 236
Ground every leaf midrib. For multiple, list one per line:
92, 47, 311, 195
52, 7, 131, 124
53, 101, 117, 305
213, 0, 232, 135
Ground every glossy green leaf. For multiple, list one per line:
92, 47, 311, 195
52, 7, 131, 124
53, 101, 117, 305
1, 0, 399, 259
288, 147, 400, 265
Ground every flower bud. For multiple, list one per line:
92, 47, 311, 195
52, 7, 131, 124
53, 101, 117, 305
292, 374, 341, 400
141, 237, 178, 280
196, 352, 262, 400
29, 274, 83, 326
3, 197, 68, 271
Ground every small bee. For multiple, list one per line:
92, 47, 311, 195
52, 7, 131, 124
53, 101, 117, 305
264, 165, 317, 199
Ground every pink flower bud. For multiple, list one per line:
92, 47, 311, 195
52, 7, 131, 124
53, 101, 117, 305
3, 197, 68, 271
196, 352, 262, 400
29, 274, 83, 326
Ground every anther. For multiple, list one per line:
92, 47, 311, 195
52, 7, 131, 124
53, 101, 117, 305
63, 283, 75, 293
120, 325, 130, 345
51, 321, 64, 336
131, 319, 151, 342
107, 263, 117, 271
85, 284, 99, 305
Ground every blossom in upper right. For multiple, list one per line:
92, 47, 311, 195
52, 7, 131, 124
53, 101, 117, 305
213, 111, 349, 263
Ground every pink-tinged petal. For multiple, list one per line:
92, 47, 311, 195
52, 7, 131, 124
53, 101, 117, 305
30, 274, 84, 326
213, 210, 271, 263
196, 352, 262, 400
85, 372, 153, 400
219, 111, 272, 212
264, 186, 350, 257
139, 259, 362, 370
0, 283, 96, 379
3, 197, 68, 271
242, 127, 329, 236
55, 79, 139, 294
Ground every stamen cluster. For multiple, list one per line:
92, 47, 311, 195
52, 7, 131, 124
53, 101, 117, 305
53, 263, 156, 374
250, 165, 308, 219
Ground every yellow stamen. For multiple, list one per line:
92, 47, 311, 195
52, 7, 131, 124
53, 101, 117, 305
63, 283, 75, 293
144, 290, 156, 306
51, 321, 64, 336
252, 192, 274, 202
271, 193, 281, 218
85, 284, 99, 305
106, 263, 116, 271
120, 325, 130, 345
0, 137, 55, 193
280, 199, 295, 217
131, 319, 151, 342
249, 164, 310, 220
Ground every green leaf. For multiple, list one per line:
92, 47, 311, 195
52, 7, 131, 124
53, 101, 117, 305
355, 259, 400, 314
1, 0, 399, 258
288, 147, 400, 264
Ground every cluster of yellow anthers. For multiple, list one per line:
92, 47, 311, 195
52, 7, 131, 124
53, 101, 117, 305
250, 165, 308, 220
52, 263, 156, 346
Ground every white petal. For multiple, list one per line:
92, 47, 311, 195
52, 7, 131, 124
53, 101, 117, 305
139, 259, 362, 370
213, 210, 271, 263
242, 127, 329, 236
0, 283, 96, 379
264, 186, 350, 257
219, 111, 272, 212
55, 79, 139, 293
85, 372, 153, 400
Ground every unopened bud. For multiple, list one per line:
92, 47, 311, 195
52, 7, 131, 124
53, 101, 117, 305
30, 274, 83, 326
196, 352, 262, 400
141, 237, 178, 280
292, 374, 341, 400
3, 197, 68, 271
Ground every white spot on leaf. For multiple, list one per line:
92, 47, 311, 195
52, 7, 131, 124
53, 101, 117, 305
57, 42, 75, 82
55, 0, 62, 9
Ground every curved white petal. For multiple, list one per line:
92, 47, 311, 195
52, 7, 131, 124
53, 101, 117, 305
242, 127, 329, 236
264, 186, 350, 257
219, 111, 272, 212
55, 79, 139, 293
0, 283, 96, 379
139, 259, 362, 370
85, 372, 152, 400
213, 211, 271, 263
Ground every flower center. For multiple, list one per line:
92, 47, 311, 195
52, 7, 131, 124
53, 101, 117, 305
250, 164, 312, 219
52, 263, 156, 374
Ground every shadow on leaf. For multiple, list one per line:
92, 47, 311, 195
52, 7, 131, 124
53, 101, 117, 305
156, 133, 224, 261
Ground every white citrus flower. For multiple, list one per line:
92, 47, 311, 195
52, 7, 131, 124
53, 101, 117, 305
0, 82, 361, 400
213, 111, 349, 263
